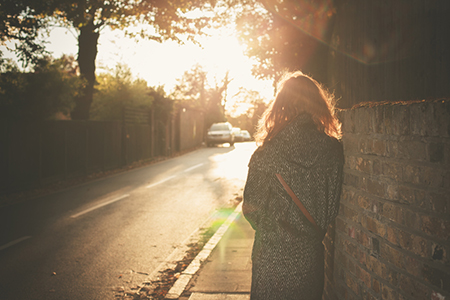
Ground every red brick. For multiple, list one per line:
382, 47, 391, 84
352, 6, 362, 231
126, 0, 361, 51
335, 249, 348, 269
365, 178, 386, 198
345, 239, 359, 260
373, 139, 387, 156
357, 194, 372, 211
349, 226, 356, 239
342, 134, 359, 154
398, 230, 414, 251
422, 215, 450, 240
342, 204, 359, 223
371, 106, 385, 134
401, 209, 419, 230
382, 284, 398, 300
356, 157, 372, 173
346, 155, 357, 170
381, 202, 401, 223
359, 138, 373, 154
404, 256, 422, 277
391, 105, 410, 136
386, 140, 399, 158
358, 247, 367, 265
366, 254, 383, 277
356, 229, 371, 248
364, 217, 386, 237
422, 264, 450, 293
398, 185, 416, 205
427, 192, 448, 214
346, 275, 359, 295
336, 217, 347, 233
420, 166, 443, 188
373, 159, 382, 175
386, 227, 398, 245
398, 140, 427, 161
356, 265, 371, 289
344, 172, 360, 188
403, 165, 420, 185
382, 161, 403, 181
372, 278, 381, 294
428, 142, 445, 163
398, 274, 429, 299
381, 243, 404, 271
411, 235, 428, 258
386, 184, 398, 201
382, 263, 399, 286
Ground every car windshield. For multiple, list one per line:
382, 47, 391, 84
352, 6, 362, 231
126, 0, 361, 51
210, 124, 229, 131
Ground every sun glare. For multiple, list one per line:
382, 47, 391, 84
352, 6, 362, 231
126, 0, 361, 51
94, 23, 273, 113
0, 12, 274, 115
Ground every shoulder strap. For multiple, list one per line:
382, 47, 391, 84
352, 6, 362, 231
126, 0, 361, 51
275, 173, 322, 235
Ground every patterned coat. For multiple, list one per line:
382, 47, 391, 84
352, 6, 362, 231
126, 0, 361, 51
243, 113, 344, 300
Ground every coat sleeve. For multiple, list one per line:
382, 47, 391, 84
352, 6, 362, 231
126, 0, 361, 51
242, 165, 273, 231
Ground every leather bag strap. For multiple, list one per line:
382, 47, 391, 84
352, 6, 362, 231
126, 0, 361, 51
275, 173, 322, 235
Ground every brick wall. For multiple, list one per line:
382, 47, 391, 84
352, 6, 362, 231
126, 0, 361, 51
324, 100, 450, 300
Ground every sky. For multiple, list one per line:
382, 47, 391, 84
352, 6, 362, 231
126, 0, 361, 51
1, 23, 274, 114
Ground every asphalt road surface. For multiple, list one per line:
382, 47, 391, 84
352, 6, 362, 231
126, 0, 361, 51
0, 142, 256, 300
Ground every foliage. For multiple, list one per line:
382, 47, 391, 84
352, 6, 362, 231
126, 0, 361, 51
0, 55, 84, 120
228, 0, 337, 86
226, 87, 267, 134
1, 0, 221, 119
172, 64, 208, 108
172, 64, 231, 128
0, 0, 57, 66
52, 0, 220, 119
90, 64, 154, 121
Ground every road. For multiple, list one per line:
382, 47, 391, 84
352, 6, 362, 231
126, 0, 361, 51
0, 142, 256, 300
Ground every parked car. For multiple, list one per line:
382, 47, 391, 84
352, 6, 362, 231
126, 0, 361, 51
239, 130, 252, 141
206, 122, 235, 146
232, 127, 243, 142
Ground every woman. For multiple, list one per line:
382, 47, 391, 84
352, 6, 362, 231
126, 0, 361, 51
243, 71, 344, 300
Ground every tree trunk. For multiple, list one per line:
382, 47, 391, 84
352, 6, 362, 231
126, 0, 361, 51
71, 22, 99, 120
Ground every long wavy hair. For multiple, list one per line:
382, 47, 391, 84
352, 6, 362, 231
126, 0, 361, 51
254, 71, 341, 146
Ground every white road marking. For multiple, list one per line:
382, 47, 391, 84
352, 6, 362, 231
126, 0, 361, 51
146, 164, 204, 189
70, 194, 130, 219
183, 163, 204, 173
165, 203, 243, 299
0, 236, 31, 251
146, 175, 176, 189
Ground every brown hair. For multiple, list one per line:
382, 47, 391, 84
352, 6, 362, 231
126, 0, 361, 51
254, 71, 341, 146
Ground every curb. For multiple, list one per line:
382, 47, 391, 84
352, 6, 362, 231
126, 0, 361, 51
165, 202, 244, 299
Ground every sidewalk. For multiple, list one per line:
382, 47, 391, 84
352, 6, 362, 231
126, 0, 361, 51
177, 203, 255, 300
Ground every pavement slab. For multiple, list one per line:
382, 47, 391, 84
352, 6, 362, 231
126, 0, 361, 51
188, 210, 254, 296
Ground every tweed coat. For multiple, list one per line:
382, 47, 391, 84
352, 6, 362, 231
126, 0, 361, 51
243, 113, 344, 300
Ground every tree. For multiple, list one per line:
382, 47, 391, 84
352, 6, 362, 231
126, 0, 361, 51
2, 0, 219, 120
90, 63, 154, 121
230, 0, 337, 87
58, 0, 219, 120
0, 55, 84, 120
172, 64, 231, 128
0, 0, 56, 65
226, 87, 267, 134
172, 64, 208, 109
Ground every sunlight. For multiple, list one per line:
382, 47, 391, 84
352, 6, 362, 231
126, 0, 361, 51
95, 24, 274, 102
0, 10, 275, 115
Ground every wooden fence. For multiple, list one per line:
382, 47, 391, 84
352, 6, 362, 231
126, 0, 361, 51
0, 107, 204, 195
